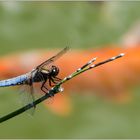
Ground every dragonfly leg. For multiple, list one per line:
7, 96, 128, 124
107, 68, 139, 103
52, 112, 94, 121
41, 81, 48, 93
49, 78, 59, 87
54, 77, 62, 81
51, 78, 58, 84
41, 88, 47, 94
49, 79, 54, 87
41, 80, 54, 97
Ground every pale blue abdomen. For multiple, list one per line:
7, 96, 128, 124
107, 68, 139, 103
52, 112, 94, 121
0, 74, 28, 87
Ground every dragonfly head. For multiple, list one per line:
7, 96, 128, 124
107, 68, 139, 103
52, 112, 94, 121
50, 65, 59, 77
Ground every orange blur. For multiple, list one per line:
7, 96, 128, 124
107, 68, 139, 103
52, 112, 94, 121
0, 45, 140, 115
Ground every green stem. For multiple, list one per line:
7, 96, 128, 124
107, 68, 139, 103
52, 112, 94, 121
0, 53, 124, 123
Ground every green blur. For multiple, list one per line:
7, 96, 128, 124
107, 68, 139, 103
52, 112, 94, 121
0, 1, 140, 138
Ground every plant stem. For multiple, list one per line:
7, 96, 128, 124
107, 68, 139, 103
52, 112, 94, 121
0, 53, 124, 123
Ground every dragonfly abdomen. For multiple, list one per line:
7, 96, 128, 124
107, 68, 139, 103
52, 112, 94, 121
0, 74, 28, 87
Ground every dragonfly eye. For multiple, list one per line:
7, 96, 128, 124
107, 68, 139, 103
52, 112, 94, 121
51, 66, 59, 77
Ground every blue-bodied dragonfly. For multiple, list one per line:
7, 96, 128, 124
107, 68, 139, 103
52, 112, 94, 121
0, 47, 69, 107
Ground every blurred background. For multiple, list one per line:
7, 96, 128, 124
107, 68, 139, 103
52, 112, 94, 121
0, 1, 140, 138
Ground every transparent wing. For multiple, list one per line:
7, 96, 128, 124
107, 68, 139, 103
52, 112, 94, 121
19, 46, 68, 113
19, 73, 36, 115
18, 47, 69, 114
36, 47, 69, 70
19, 84, 36, 115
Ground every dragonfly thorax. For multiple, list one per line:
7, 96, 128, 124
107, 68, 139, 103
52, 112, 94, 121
41, 65, 59, 78
32, 65, 59, 83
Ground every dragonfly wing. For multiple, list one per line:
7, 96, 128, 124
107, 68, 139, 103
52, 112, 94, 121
19, 84, 35, 115
30, 74, 36, 106
19, 74, 36, 115
36, 47, 69, 69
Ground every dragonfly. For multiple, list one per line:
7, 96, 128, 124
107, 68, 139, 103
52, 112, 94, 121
0, 47, 69, 107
